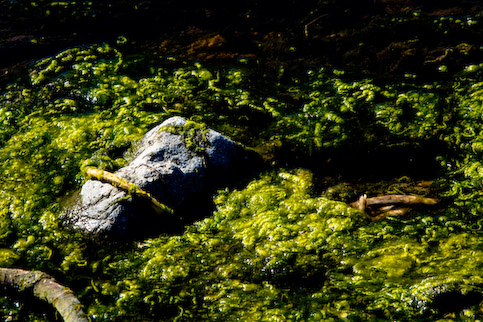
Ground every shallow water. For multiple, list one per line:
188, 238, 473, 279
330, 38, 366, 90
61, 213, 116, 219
1, 1, 483, 321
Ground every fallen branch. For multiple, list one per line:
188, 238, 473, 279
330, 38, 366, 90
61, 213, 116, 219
349, 194, 439, 221
0, 267, 88, 322
85, 167, 174, 216
350, 194, 439, 208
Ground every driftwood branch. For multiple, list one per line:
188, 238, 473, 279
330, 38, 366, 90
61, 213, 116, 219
349, 194, 439, 221
350, 194, 439, 208
0, 267, 88, 322
86, 167, 174, 216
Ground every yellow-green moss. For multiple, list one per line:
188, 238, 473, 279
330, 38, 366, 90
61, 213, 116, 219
1, 40, 483, 320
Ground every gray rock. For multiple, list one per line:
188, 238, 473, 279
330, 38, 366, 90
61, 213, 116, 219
66, 116, 261, 239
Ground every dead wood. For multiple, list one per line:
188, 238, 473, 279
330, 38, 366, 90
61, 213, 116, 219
349, 194, 439, 221
0, 267, 88, 322
85, 167, 174, 216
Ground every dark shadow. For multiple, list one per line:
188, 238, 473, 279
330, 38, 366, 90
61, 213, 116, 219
431, 290, 483, 315
276, 139, 447, 182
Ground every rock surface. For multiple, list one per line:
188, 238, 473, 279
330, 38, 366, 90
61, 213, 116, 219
65, 116, 261, 239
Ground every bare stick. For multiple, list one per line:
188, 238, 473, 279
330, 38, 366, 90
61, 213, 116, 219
85, 167, 174, 215
349, 194, 439, 221
0, 267, 88, 322
350, 195, 439, 209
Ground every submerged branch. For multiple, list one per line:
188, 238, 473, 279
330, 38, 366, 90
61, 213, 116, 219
351, 194, 439, 208
349, 194, 439, 221
0, 267, 88, 322
86, 167, 174, 216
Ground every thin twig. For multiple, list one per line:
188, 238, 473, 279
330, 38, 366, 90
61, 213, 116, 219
304, 14, 329, 38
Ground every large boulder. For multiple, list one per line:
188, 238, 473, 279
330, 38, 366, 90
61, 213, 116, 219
65, 116, 261, 239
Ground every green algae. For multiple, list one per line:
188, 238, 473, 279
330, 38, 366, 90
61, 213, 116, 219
1, 39, 483, 321
90, 169, 368, 321
162, 120, 210, 155
88, 171, 483, 321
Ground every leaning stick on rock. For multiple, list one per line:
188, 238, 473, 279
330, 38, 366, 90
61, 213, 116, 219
85, 167, 174, 216
0, 267, 88, 322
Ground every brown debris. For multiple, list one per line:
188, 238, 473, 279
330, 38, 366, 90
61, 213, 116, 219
349, 194, 439, 220
0, 267, 88, 322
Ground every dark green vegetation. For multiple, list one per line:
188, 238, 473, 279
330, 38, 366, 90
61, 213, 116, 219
1, 0, 483, 321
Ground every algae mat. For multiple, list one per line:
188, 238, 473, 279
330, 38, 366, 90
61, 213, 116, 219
1, 3, 483, 321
